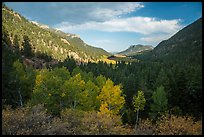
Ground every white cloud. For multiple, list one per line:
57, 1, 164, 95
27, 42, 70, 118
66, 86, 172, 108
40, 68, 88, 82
49, 2, 183, 47
54, 17, 182, 35
88, 2, 144, 21
140, 33, 176, 46
47, 2, 144, 24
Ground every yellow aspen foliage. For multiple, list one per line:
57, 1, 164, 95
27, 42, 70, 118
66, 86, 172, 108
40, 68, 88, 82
99, 102, 112, 115
34, 69, 48, 87
35, 74, 43, 86
97, 79, 125, 115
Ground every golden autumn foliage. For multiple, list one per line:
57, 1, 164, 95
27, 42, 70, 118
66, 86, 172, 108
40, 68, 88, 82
34, 69, 48, 87
2, 105, 133, 135
2, 104, 202, 135
99, 102, 113, 115
82, 111, 133, 135
134, 114, 202, 135
155, 114, 202, 135
97, 79, 125, 115
35, 73, 43, 86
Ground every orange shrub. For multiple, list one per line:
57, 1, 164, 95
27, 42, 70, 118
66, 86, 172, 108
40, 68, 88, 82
2, 104, 52, 135
81, 111, 134, 135
135, 118, 155, 135
155, 114, 202, 135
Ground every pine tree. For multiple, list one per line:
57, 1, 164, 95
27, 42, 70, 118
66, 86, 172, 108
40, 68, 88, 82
149, 85, 168, 121
22, 35, 33, 57
2, 26, 12, 47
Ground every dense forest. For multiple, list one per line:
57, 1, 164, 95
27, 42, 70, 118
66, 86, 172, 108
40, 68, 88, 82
2, 4, 202, 135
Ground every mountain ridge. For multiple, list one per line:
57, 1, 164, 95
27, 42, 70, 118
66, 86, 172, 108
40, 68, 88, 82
2, 5, 110, 63
134, 17, 202, 65
118, 44, 154, 56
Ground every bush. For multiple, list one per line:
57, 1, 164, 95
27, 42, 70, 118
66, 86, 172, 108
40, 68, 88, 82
5, 104, 201, 135
135, 118, 155, 135
2, 104, 52, 135
82, 111, 133, 135
59, 108, 85, 135
2, 106, 134, 135
155, 114, 202, 135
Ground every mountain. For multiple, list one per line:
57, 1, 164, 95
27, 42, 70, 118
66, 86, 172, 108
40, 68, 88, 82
2, 5, 110, 63
118, 44, 154, 56
137, 18, 202, 65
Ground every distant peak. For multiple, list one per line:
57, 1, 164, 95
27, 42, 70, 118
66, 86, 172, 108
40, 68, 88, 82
129, 44, 153, 49
118, 44, 153, 56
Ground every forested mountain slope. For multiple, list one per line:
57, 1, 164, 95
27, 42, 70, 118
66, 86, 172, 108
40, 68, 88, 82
136, 18, 202, 65
2, 5, 110, 63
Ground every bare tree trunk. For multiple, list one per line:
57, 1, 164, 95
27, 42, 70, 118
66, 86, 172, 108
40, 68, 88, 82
18, 87, 23, 107
60, 101, 62, 108
73, 97, 76, 109
16, 74, 23, 107
135, 110, 139, 129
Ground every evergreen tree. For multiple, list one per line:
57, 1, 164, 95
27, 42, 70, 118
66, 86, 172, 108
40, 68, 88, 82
155, 68, 170, 90
8, 60, 35, 107
13, 34, 21, 55
22, 35, 33, 57
149, 85, 168, 121
2, 26, 12, 47
13, 35, 20, 49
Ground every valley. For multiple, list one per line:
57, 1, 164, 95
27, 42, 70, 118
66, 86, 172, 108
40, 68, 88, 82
2, 3, 202, 135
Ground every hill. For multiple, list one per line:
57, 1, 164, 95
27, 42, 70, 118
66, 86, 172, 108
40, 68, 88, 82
2, 5, 110, 63
136, 18, 202, 65
118, 44, 153, 56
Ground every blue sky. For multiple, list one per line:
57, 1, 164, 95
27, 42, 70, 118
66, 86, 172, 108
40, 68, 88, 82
5, 2, 202, 52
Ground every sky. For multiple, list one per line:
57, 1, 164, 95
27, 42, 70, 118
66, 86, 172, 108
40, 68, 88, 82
5, 2, 202, 52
